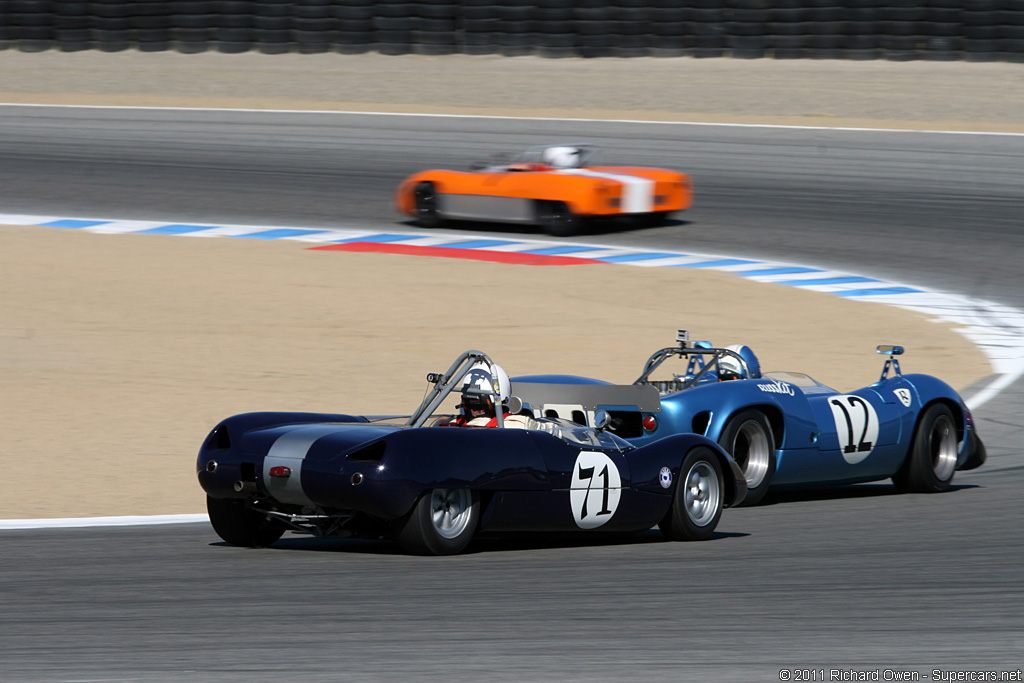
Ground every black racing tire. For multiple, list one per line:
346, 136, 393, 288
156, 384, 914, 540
206, 495, 286, 547
413, 181, 442, 228
718, 409, 776, 506
638, 211, 671, 228
536, 200, 579, 237
658, 447, 724, 541
892, 403, 958, 493
398, 488, 479, 555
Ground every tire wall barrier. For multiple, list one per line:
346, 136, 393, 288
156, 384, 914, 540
1, 1, 1022, 62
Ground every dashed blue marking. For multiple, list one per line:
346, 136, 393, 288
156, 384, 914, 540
836, 287, 923, 297
598, 252, 682, 263
775, 276, 880, 286
43, 219, 111, 229
440, 239, 519, 249
138, 224, 218, 235
739, 266, 824, 277
524, 245, 597, 255
231, 228, 328, 239
332, 233, 424, 244
675, 259, 760, 268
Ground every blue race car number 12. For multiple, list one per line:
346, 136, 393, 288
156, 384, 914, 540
828, 395, 880, 464
570, 451, 622, 529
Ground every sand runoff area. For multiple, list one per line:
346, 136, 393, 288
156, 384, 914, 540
1, 52, 1015, 519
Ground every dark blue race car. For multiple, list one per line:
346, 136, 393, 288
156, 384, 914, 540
511, 331, 986, 506
197, 350, 747, 555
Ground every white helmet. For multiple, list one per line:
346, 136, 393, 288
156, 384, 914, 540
718, 344, 761, 380
542, 146, 581, 169
460, 362, 510, 418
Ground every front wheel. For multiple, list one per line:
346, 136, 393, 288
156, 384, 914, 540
398, 488, 479, 555
719, 409, 776, 506
659, 447, 724, 541
206, 496, 286, 547
892, 403, 958, 493
536, 200, 579, 237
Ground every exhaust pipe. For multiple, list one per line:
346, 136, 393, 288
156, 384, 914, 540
234, 480, 257, 493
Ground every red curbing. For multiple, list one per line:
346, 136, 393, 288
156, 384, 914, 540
311, 242, 604, 266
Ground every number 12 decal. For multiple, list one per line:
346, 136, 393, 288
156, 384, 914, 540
828, 395, 879, 464
570, 451, 622, 529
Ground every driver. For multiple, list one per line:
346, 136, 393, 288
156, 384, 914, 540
541, 146, 583, 169
717, 344, 761, 381
451, 362, 531, 428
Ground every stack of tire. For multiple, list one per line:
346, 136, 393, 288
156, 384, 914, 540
843, 1, 882, 60
648, 2, 687, 57
336, 0, 372, 54
253, 0, 290, 54
290, 0, 335, 53
413, 0, 457, 55
687, 1, 727, 58
966, 0, 1024, 62
497, 0, 532, 57
3, 0, 55, 52
800, 3, 847, 60
373, 0, 413, 55
765, 2, 803, 59
534, 0, 574, 58
998, 0, 1024, 63
461, 0, 499, 55
726, 0, 769, 59
1, 1, 1023, 62
172, 0, 212, 53
574, 0, 610, 58
55, 0, 92, 51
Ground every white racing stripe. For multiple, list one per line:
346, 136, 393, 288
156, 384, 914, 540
263, 425, 343, 507
558, 169, 654, 213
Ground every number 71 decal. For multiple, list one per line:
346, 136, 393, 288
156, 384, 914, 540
570, 451, 622, 529
828, 395, 880, 464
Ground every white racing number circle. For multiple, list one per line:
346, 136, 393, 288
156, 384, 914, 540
569, 451, 622, 529
828, 394, 880, 464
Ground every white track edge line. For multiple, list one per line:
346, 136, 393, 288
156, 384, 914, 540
2, 103, 1022, 136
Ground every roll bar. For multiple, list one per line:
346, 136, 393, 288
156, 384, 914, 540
405, 350, 505, 428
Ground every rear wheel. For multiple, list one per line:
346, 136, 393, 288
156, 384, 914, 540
206, 496, 286, 547
659, 447, 724, 541
638, 211, 671, 228
398, 488, 479, 555
892, 403, 958, 493
414, 181, 442, 228
719, 409, 776, 506
536, 200, 578, 237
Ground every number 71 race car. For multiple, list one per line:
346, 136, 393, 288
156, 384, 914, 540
394, 144, 693, 236
197, 350, 746, 555
510, 331, 986, 506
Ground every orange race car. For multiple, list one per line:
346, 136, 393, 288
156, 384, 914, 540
394, 144, 693, 236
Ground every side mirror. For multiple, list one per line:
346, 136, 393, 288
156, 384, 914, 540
506, 396, 524, 415
593, 410, 612, 431
876, 345, 905, 356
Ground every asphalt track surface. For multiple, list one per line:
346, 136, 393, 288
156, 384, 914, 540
2, 107, 1022, 681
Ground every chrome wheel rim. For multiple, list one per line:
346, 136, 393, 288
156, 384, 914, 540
684, 462, 721, 527
429, 488, 473, 540
733, 420, 771, 489
930, 415, 958, 482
